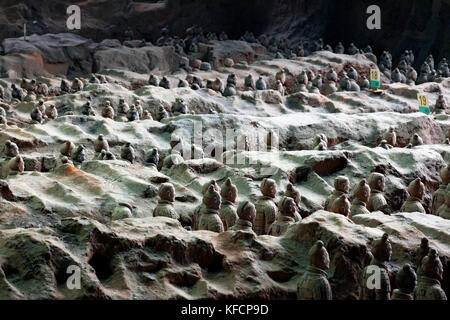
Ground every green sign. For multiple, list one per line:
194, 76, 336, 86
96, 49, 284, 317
419, 106, 430, 115
370, 80, 380, 88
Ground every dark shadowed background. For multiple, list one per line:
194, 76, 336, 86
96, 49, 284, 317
0, 0, 449, 66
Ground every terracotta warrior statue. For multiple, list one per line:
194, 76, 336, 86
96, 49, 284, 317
45, 104, 58, 119
145, 148, 159, 169
392, 264, 417, 300
71, 78, 84, 92
30, 107, 43, 123
254, 178, 278, 235
8, 155, 25, 175
244, 74, 256, 91
193, 180, 220, 230
94, 134, 109, 154
437, 187, 450, 219
285, 183, 302, 221
415, 237, 430, 276
324, 176, 350, 211
414, 249, 447, 300
312, 134, 328, 150
400, 178, 426, 213
118, 98, 129, 114
4, 140, 19, 158
71, 145, 86, 164
230, 200, 256, 234
434, 94, 447, 114
367, 172, 388, 212
153, 183, 179, 220
198, 185, 224, 233
60, 140, 75, 157
297, 240, 332, 300
381, 127, 397, 147
219, 178, 238, 231
268, 197, 296, 237
330, 194, 351, 217
161, 149, 184, 172
360, 233, 392, 300
431, 164, 449, 215
350, 179, 371, 217
134, 100, 144, 119
409, 133, 423, 147
102, 101, 115, 120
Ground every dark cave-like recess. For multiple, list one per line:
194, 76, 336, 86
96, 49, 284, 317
0, 0, 448, 64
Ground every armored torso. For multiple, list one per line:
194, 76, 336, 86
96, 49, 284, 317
431, 185, 447, 215
350, 199, 370, 217
414, 277, 447, 300
198, 207, 224, 233
360, 260, 391, 300
297, 266, 332, 300
254, 196, 277, 235
268, 216, 295, 237
219, 200, 238, 231
153, 200, 178, 220
401, 196, 426, 213
324, 190, 344, 211
367, 190, 387, 212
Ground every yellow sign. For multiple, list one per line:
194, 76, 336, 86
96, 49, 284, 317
417, 93, 430, 115
370, 69, 380, 88
417, 94, 428, 107
370, 69, 380, 81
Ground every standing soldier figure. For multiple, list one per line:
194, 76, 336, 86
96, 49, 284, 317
360, 233, 392, 300
297, 240, 332, 300
254, 178, 278, 235
415, 249, 447, 300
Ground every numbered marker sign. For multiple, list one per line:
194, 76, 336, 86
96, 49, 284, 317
417, 94, 430, 115
370, 69, 380, 88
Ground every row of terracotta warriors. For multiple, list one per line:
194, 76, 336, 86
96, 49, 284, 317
298, 235, 446, 300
